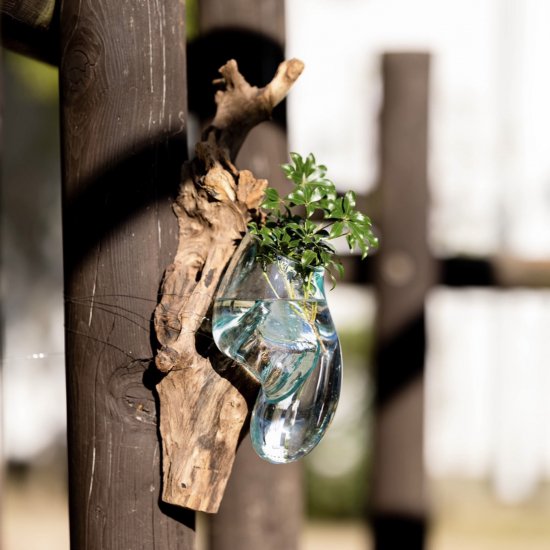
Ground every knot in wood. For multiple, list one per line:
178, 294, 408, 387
107, 360, 157, 428
155, 346, 180, 373
61, 23, 103, 105
201, 166, 237, 202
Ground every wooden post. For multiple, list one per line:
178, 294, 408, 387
371, 53, 435, 549
208, 139, 303, 550
198, 0, 284, 44
59, 1, 194, 547
194, 1, 303, 548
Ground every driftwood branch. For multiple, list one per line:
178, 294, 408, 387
154, 58, 304, 513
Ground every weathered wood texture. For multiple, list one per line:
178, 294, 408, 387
1, 0, 58, 64
371, 53, 435, 549
59, 0, 194, 548
154, 58, 304, 514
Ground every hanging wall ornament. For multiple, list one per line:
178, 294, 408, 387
213, 152, 378, 462
213, 233, 342, 463
153, 59, 377, 513
153, 59, 305, 513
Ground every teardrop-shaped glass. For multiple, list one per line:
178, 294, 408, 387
212, 235, 342, 462
250, 301, 342, 463
213, 236, 328, 401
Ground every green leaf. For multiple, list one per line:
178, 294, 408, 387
301, 249, 317, 267
343, 190, 356, 213
329, 221, 345, 239
308, 185, 324, 203
290, 152, 303, 166
287, 187, 306, 205
262, 187, 281, 210
303, 219, 318, 234
329, 197, 345, 219
332, 260, 345, 279
247, 152, 378, 288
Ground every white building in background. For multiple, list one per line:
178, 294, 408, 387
287, 0, 550, 258
286, 0, 550, 503
425, 289, 550, 503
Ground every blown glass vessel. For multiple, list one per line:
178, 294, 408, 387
212, 236, 342, 463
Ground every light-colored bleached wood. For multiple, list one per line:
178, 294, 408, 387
154, 58, 304, 513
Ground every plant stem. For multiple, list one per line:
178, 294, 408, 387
318, 220, 336, 233
327, 230, 351, 241
268, 263, 328, 355
262, 270, 281, 299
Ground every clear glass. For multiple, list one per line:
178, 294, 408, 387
212, 235, 342, 463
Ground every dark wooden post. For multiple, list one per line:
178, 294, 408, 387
195, 1, 303, 549
59, 1, 194, 548
371, 53, 435, 550
198, 0, 284, 43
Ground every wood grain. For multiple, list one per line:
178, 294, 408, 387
154, 58, 303, 513
60, 0, 194, 547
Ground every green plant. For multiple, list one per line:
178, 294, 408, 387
248, 153, 378, 285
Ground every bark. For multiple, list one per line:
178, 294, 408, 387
154, 58, 304, 513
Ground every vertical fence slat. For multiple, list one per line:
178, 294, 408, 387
59, 0, 194, 547
209, 125, 302, 550
198, 0, 284, 45
371, 52, 435, 550
195, 1, 303, 549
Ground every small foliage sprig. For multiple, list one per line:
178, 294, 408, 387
248, 153, 378, 286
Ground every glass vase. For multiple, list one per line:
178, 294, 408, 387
212, 235, 342, 463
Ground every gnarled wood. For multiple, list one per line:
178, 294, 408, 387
154, 58, 304, 513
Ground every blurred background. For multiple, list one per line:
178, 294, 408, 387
3, 0, 550, 549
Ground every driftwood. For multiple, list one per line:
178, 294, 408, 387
154, 58, 304, 513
